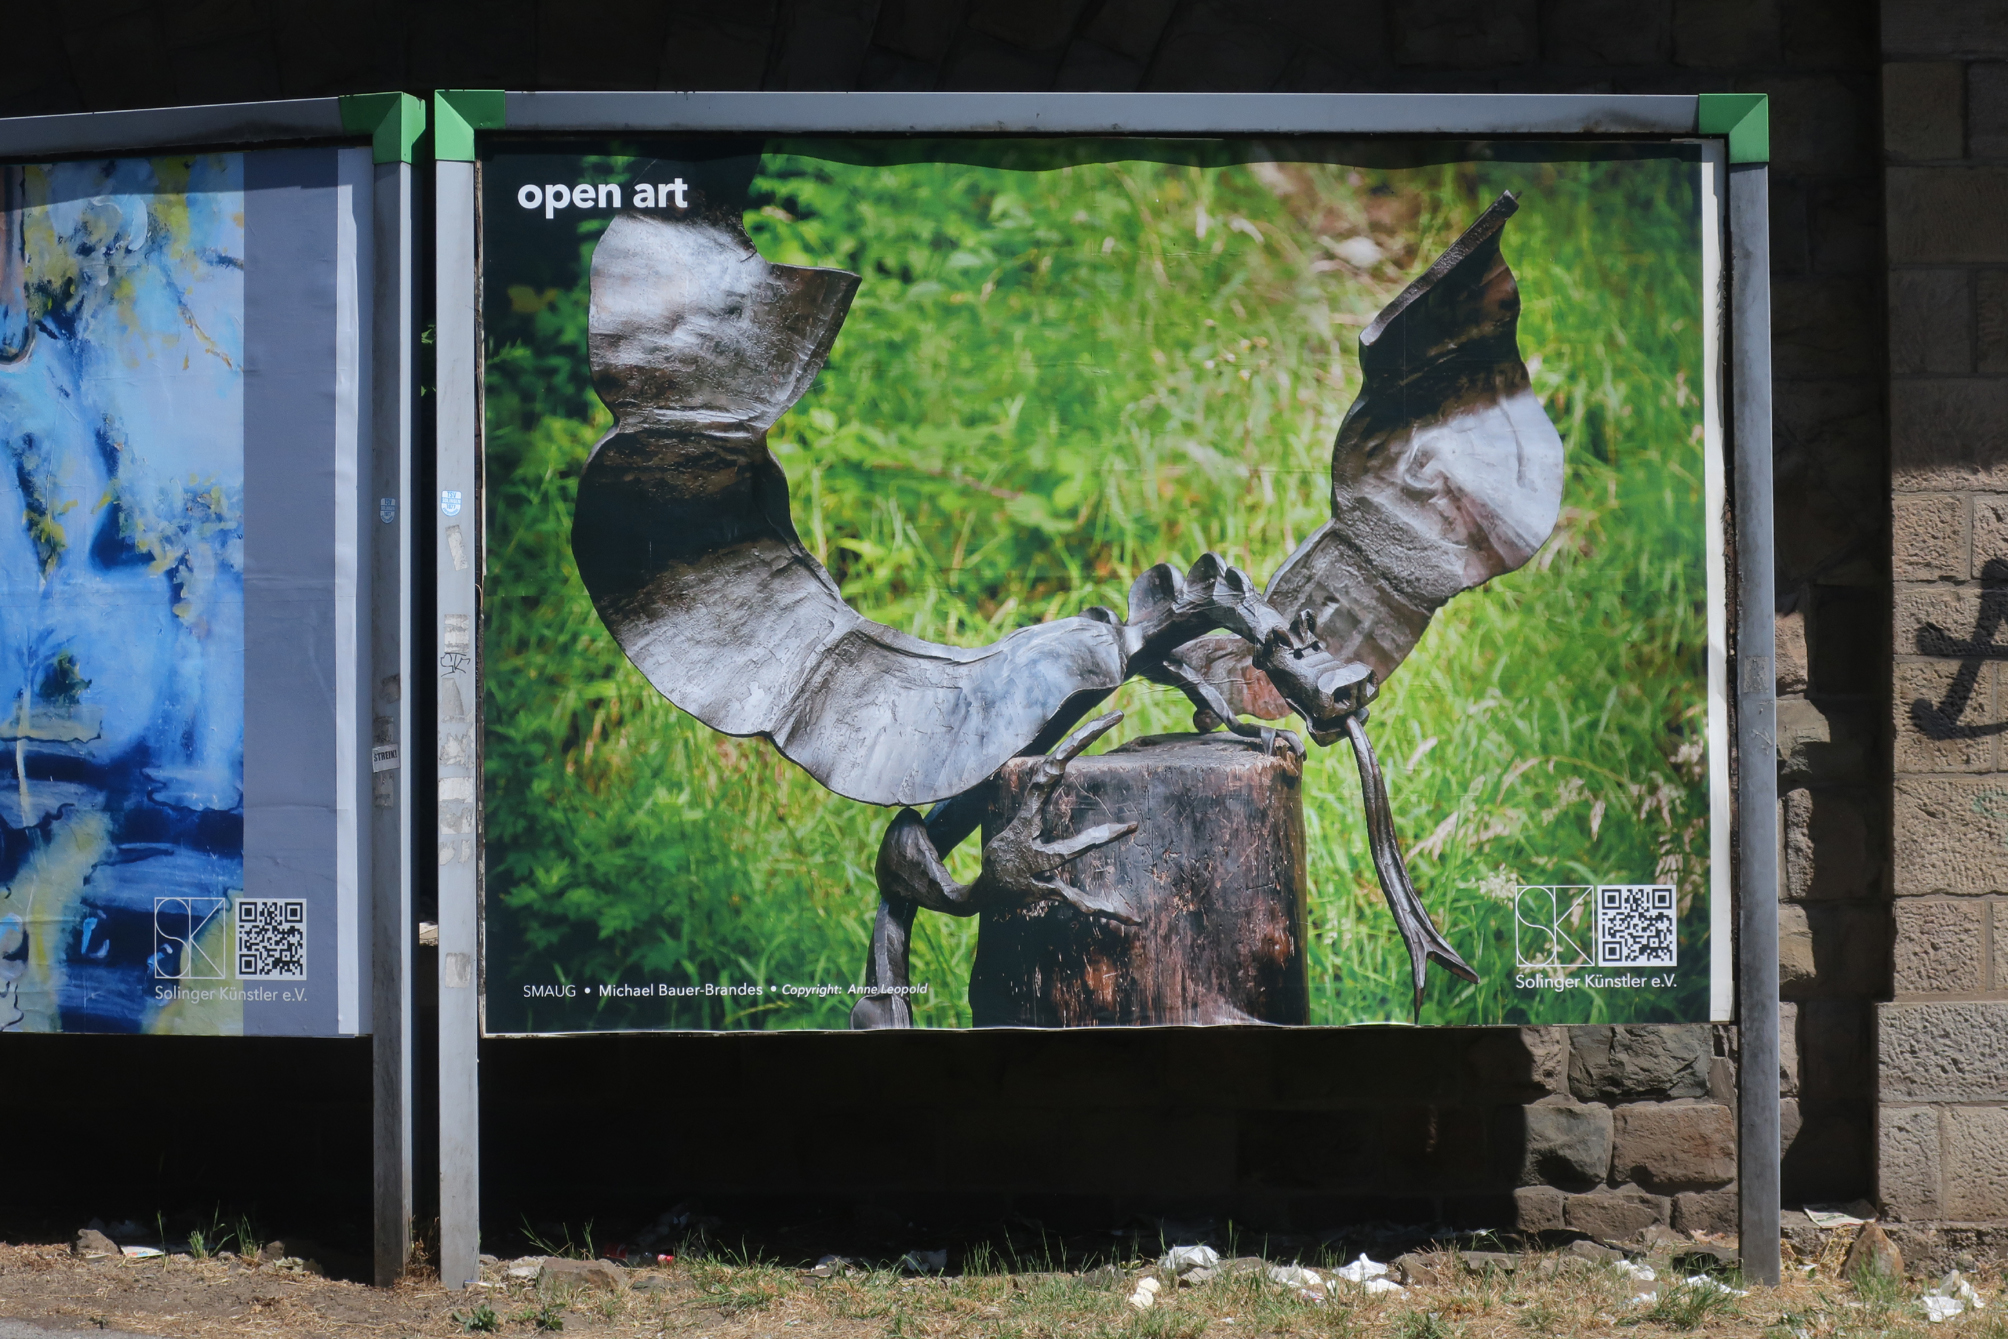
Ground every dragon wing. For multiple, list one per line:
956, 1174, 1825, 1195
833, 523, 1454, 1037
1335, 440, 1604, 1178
1178, 192, 1566, 713
572, 212, 1127, 808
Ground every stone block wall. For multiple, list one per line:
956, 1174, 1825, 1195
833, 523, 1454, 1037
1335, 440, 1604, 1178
1884, 0, 2008, 1245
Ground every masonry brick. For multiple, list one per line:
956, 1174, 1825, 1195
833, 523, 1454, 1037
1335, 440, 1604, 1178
658, 7, 780, 90
1779, 902, 1816, 992
1809, 180, 1883, 276
1890, 272, 1972, 375
1147, 0, 1295, 89
1080, 0, 1178, 60
872, 0, 968, 60
1981, 275, 2008, 373
1882, 1001, 2008, 1100
966, 0, 1092, 49
1973, 62, 2008, 159
1781, 1000, 1801, 1096
938, 30, 1064, 88
1391, 0, 1537, 66
1896, 661, 1999, 774
1886, 62, 1967, 161
1800, 1000, 1876, 1109
1610, 1101, 1736, 1191
1569, 1026, 1713, 1102
1053, 39, 1143, 90
1885, 0, 2008, 58
1775, 277, 1881, 379
1513, 1184, 1566, 1233
1997, 901, 2008, 987
1890, 167, 2008, 262
1881, 1104, 1944, 1221
1539, 0, 1670, 65
1893, 899, 1988, 993
1945, 1106, 2008, 1219
1518, 1100, 1613, 1190
1466, 1027, 1569, 1098
1672, 0, 1778, 67
1777, 609, 1810, 692
1779, 698, 1871, 784
766, 0, 883, 90
1672, 1187, 1737, 1234
1782, 0, 1874, 66
1894, 494, 1968, 581
1892, 379, 2008, 490
1894, 777, 2008, 895
1897, 583, 1982, 659
1563, 1185, 1671, 1242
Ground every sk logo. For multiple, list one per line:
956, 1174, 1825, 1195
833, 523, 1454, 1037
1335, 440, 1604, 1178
152, 897, 228, 979
441, 490, 463, 517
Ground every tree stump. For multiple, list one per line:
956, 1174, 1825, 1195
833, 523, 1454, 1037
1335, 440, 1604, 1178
969, 732, 1309, 1027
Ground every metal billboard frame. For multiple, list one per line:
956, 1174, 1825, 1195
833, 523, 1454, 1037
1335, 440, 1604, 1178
0, 92, 424, 1288
434, 90, 1777, 1288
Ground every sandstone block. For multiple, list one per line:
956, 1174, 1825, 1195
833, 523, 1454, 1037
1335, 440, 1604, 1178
1776, 609, 1809, 692
1144, 0, 1294, 89
1780, 1000, 1800, 1096
1799, 1001, 1875, 1108
1569, 1026, 1711, 1101
1894, 899, 1988, 994
1466, 1027, 1568, 1097
1782, 1096, 1803, 1150
1893, 495, 1967, 583
1886, 63, 1968, 161
1970, 494, 2008, 566
1780, 903, 1891, 999
1563, 1186, 1671, 1243
1672, 1188, 1738, 1235
1894, 778, 2008, 895
1519, 1100, 1614, 1190
1995, 902, 2008, 988
1053, 39, 1142, 90
1779, 902, 1815, 992
1539, 0, 1669, 64
1885, 1, 2008, 57
1768, 74, 1874, 176
1979, 275, 2008, 373
1882, 1001, 2008, 1100
1513, 1184, 1566, 1235
1782, 788, 1880, 900
71, 1228, 118, 1259
1843, 1220, 1904, 1279
1897, 662, 1998, 774
1880, 1105, 1943, 1221
1778, 698, 1868, 783
870, 0, 967, 60
1672, 0, 1778, 67
1973, 62, 2008, 160
1082, 0, 1179, 60
1945, 1105, 2008, 1218
1610, 1101, 1736, 1192
1390, 0, 1537, 67
1890, 169, 2008, 263
538, 1257, 625, 1292
1773, 277, 1878, 379
964, 0, 1093, 49
1897, 584, 1985, 660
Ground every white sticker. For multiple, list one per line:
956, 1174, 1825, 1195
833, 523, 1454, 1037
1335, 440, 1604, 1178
441, 489, 462, 517
379, 497, 397, 524
447, 524, 468, 571
371, 744, 399, 773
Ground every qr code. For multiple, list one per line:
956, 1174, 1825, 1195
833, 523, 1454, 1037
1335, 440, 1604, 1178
237, 899, 307, 980
1596, 885, 1677, 968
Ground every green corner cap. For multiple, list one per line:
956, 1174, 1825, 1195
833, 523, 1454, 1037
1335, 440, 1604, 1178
1697, 93, 1768, 165
339, 93, 426, 165
433, 90, 506, 162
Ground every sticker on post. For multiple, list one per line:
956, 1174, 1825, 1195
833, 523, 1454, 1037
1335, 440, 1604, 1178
372, 744, 399, 773
440, 489, 462, 517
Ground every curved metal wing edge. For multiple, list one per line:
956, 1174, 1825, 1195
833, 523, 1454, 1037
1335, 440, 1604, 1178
574, 212, 1130, 808
1174, 190, 1566, 718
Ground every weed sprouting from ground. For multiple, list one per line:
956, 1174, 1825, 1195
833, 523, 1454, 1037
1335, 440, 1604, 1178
1631, 1279, 1741, 1330
453, 1301, 501, 1333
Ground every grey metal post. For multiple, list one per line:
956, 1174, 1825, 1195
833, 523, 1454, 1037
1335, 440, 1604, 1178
370, 155, 415, 1288
436, 154, 483, 1292
1730, 160, 1780, 1287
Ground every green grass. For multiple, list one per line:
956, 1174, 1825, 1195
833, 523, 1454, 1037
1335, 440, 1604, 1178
481, 140, 1710, 1031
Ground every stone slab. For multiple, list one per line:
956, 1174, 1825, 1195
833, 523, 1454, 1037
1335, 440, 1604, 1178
1894, 777, 2008, 895
1881, 1001, 2008, 1100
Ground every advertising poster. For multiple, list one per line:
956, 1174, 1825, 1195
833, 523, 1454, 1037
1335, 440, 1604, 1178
0, 149, 373, 1035
479, 138, 1726, 1033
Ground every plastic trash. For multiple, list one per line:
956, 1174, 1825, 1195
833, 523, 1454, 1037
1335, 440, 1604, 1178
1333, 1254, 1390, 1284
120, 1246, 164, 1259
1128, 1277, 1162, 1311
1922, 1269, 1986, 1323
1614, 1260, 1656, 1282
1161, 1245, 1221, 1276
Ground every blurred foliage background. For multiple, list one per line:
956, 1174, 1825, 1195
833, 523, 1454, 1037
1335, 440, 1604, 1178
480, 140, 1710, 1032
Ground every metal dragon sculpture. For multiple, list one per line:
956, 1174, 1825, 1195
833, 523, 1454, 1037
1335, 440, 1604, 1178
571, 185, 1564, 1027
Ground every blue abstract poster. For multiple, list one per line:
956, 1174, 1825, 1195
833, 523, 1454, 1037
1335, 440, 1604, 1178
0, 155, 247, 1034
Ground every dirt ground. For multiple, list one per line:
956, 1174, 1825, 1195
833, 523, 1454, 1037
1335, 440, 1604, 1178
0, 1235, 1995, 1339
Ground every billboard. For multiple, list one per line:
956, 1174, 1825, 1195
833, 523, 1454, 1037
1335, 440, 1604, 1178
0, 148, 377, 1035
478, 137, 1728, 1033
